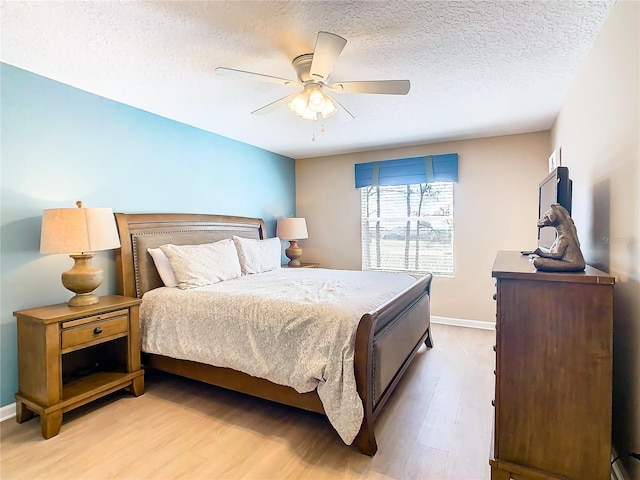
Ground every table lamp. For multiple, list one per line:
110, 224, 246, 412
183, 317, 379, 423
276, 217, 308, 266
40, 201, 121, 306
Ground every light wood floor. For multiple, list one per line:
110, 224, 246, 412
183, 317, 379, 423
1, 323, 496, 480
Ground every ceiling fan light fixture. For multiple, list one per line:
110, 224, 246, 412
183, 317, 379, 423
287, 85, 336, 120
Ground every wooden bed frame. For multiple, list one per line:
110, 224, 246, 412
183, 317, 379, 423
114, 212, 433, 456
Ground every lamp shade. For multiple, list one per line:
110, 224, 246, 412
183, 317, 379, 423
276, 217, 308, 240
40, 206, 120, 254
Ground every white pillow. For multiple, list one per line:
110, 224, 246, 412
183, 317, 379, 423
232, 236, 282, 275
159, 239, 242, 289
147, 247, 178, 288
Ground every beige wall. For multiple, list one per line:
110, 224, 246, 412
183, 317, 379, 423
296, 131, 549, 322
551, 0, 639, 475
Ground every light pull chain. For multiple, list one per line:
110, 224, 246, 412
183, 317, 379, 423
311, 123, 327, 141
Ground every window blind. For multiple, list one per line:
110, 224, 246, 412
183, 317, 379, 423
360, 182, 454, 276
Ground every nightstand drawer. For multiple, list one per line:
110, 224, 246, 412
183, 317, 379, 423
61, 310, 128, 351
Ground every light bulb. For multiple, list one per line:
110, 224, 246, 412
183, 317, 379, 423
309, 89, 324, 105
288, 92, 308, 116
307, 88, 326, 113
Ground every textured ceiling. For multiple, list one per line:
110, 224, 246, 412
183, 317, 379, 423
1, 0, 615, 159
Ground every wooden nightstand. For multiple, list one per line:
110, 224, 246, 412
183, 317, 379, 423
13, 295, 144, 438
282, 262, 320, 268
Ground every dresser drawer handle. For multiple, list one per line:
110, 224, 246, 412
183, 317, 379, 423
94, 327, 103, 335
493, 345, 496, 352
492, 293, 497, 300
491, 399, 495, 407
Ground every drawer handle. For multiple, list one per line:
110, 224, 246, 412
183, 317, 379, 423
492, 293, 497, 300
94, 327, 103, 335
493, 345, 496, 352
491, 399, 495, 407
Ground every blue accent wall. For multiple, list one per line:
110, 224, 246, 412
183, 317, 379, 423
0, 63, 296, 407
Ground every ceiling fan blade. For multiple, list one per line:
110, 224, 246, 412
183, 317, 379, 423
329, 80, 411, 95
309, 31, 347, 83
327, 94, 354, 124
251, 94, 295, 115
216, 67, 300, 87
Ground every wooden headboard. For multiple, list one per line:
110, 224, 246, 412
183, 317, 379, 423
114, 213, 267, 299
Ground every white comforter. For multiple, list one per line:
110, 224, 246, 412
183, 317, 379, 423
139, 268, 416, 444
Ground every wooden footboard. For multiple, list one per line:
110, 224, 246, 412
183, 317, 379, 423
354, 273, 433, 456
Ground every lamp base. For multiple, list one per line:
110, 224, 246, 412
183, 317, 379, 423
61, 254, 103, 307
285, 240, 303, 267
67, 292, 100, 307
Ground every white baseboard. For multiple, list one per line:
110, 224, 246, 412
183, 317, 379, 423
0, 402, 16, 422
431, 315, 495, 330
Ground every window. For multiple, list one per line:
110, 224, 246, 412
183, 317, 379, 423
355, 153, 458, 276
361, 181, 454, 276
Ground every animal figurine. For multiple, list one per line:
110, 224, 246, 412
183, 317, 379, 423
533, 204, 586, 272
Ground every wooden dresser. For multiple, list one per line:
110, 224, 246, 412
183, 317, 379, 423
490, 251, 614, 480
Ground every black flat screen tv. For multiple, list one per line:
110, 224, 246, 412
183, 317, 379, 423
537, 166, 572, 251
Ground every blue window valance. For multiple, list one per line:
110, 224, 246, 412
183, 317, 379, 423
354, 153, 458, 188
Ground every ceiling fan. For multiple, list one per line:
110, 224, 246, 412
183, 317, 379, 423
215, 31, 410, 123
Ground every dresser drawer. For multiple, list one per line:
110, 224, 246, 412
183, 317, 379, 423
61, 309, 129, 351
